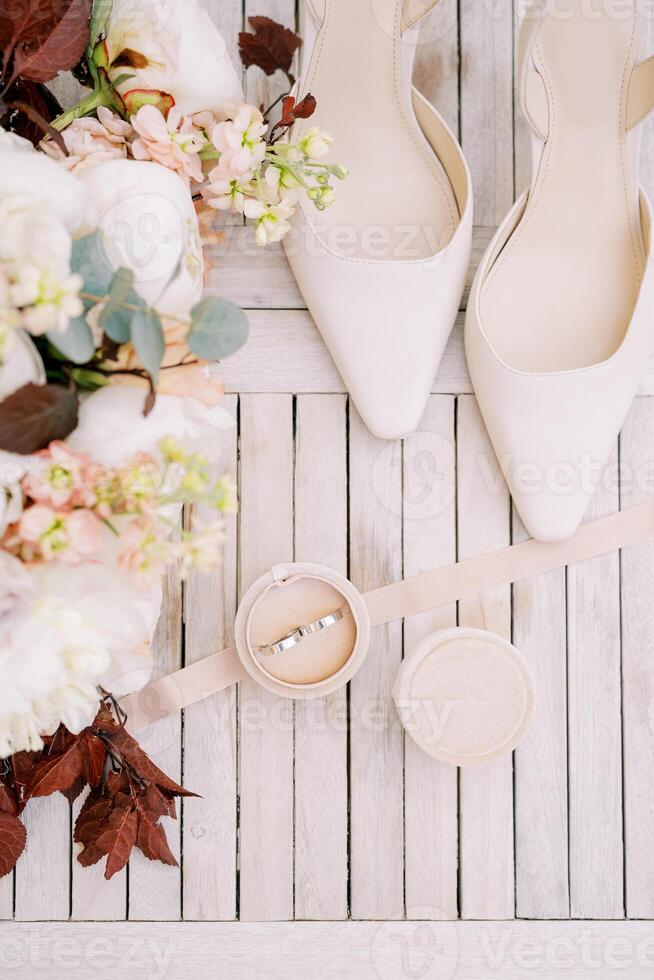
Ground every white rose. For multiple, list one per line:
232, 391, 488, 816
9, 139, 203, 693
0, 143, 85, 233
0, 126, 33, 153
77, 158, 203, 319
32, 562, 155, 697
0, 329, 45, 399
103, 0, 243, 117
68, 384, 234, 468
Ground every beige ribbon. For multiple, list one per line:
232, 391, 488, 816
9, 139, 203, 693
121, 500, 654, 731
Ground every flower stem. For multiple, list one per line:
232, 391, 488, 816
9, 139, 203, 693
51, 89, 107, 131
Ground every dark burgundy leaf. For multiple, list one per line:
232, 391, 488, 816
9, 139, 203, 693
95, 805, 138, 879
239, 15, 301, 82
136, 811, 177, 867
79, 731, 107, 787
0, 383, 79, 454
0, 813, 26, 877
76, 843, 106, 868
74, 793, 112, 845
0, 782, 18, 817
145, 783, 176, 820
2, 78, 62, 146
24, 740, 84, 798
109, 727, 198, 799
5, 0, 93, 85
62, 776, 86, 804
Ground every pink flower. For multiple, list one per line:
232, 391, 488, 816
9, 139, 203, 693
17, 504, 102, 564
118, 516, 173, 590
42, 108, 133, 174
23, 441, 95, 510
131, 105, 206, 182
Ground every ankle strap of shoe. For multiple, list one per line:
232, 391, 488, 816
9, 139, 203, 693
627, 55, 654, 131
305, 0, 440, 34
519, 14, 654, 139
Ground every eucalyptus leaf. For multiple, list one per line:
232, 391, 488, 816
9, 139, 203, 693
99, 268, 145, 343
46, 317, 95, 365
188, 298, 249, 361
71, 231, 114, 302
132, 309, 165, 381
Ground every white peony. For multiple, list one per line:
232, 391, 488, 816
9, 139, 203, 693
68, 384, 234, 468
103, 0, 243, 117
0, 557, 153, 758
0, 140, 85, 233
77, 159, 203, 319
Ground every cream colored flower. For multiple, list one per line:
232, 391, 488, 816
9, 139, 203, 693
13, 266, 84, 336
299, 126, 333, 159
103, 0, 243, 116
251, 198, 296, 246
212, 104, 267, 178
131, 105, 206, 182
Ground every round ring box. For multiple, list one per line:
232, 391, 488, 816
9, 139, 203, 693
235, 562, 371, 699
393, 628, 534, 767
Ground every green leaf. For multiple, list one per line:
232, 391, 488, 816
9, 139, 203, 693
132, 309, 165, 381
46, 316, 95, 365
99, 268, 145, 343
71, 231, 114, 302
70, 368, 109, 390
110, 72, 136, 88
88, 0, 113, 49
188, 298, 249, 361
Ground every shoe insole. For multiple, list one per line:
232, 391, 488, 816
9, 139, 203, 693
297, 0, 459, 261
480, 0, 646, 373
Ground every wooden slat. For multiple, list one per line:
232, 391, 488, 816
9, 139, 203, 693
456, 395, 514, 921
413, 0, 460, 135
403, 396, 458, 919
348, 409, 404, 919
460, 0, 514, 225
513, 516, 569, 919
15, 798, 69, 920
513, 0, 532, 195
128, 566, 183, 921
6, 920, 654, 979
223, 306, 654, 397
294, 395, 349, 921
182, 395, 239, 921
71, 788, 126, 921
238, 394, 295, 921
620, 399, 654, 918
568, 448, 624, 919
0, 877, 12, 921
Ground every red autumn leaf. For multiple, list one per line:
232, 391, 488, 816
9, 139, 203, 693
24, 740, 84, 798
62, 776, 87, 805
2, 0, 93, 85
79, 731, 107, 787
278, 93, 316, 128
0, 782, 18, 817
0, 383, 79, 454
105, 769, 130, 796
109, 728, 198, 798
238, 15, 301, 83
144, 783, 177, 820
76, 843, 106, 868
95, 805, 138, 880
135, 810, 177, 867
0, 813, 26, 877
74, 793, 112, 845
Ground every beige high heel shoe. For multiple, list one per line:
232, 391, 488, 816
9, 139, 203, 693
284, 0, 472, 440
466, 0, 654, 541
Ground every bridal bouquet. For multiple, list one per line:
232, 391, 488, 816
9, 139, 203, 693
0, 0, 345, 881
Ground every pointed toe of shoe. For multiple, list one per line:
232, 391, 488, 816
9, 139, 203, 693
508, 485, 593, 543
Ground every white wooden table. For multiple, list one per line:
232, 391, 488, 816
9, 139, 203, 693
3, 2, 654, 977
